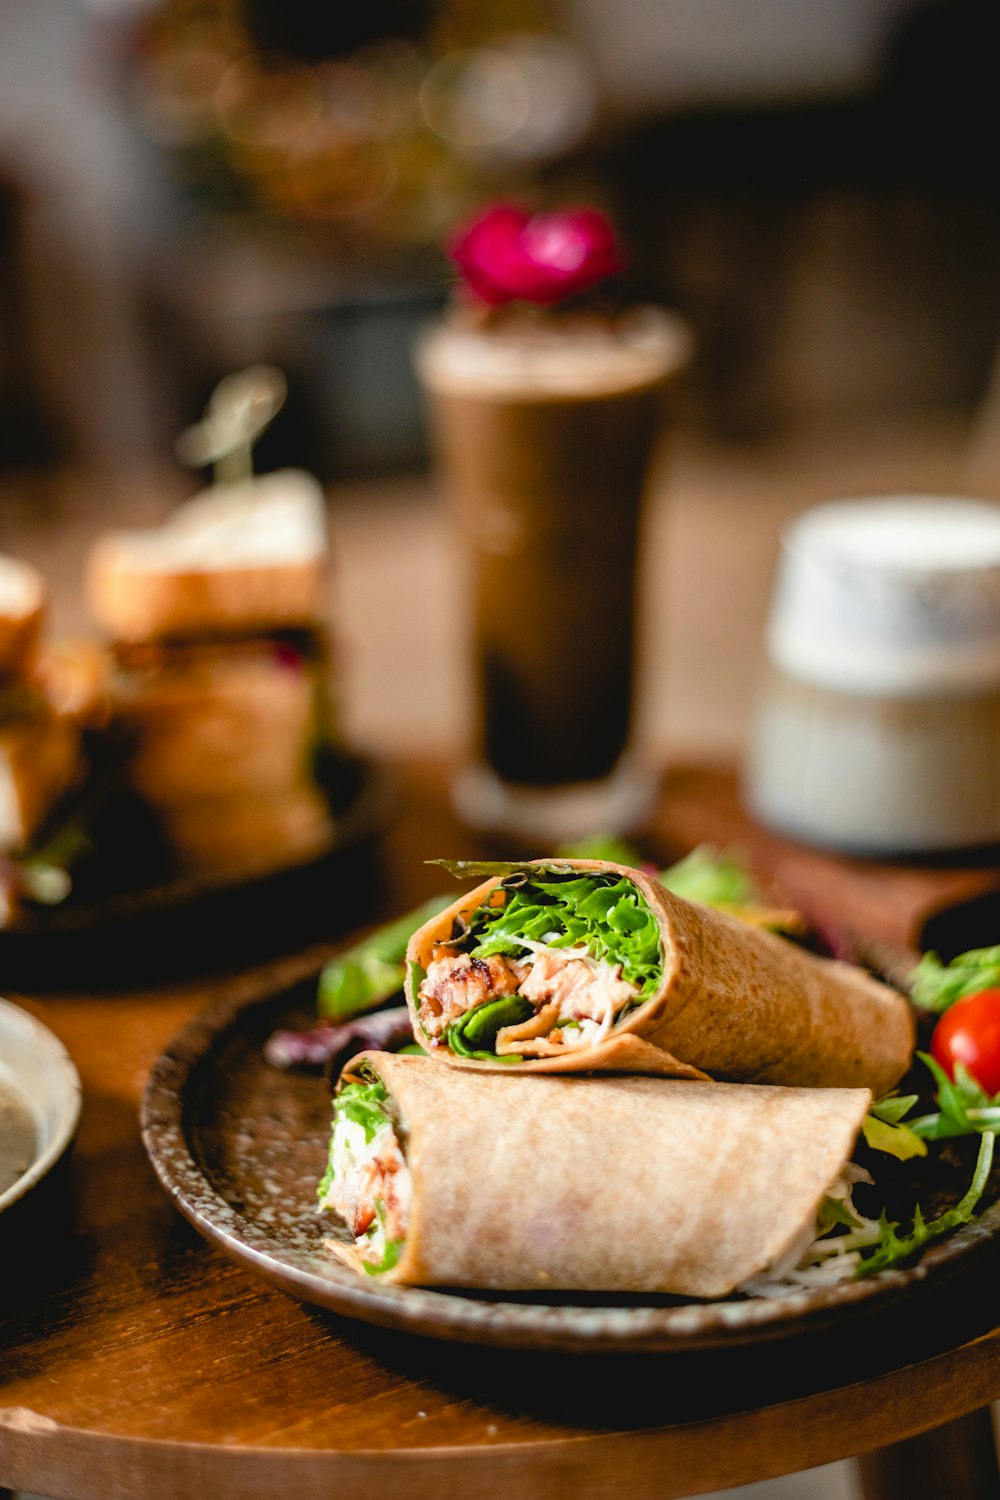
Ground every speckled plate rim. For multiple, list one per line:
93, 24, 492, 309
0, 997, 82, 1215
140, 984, 1000, 1354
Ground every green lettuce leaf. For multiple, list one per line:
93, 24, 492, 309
335, 1080, 390, 1143
447, 996, 533, 1059
658, 844, 756, 907
861, 1112, 927, 1161
468, 871, 663, 997
859, 1093, 926, 1160
908, 1053, 1000, 1140
318, 894, 452, 1021
910, 946, 1000, 1014
318, 1079, 392, 1203
361, 1235, 404, 1276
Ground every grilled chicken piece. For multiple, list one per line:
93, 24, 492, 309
518, 950, 635, 1023
418, 951, 526, 1037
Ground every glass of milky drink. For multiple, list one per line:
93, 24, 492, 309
415, 205, 691, 842
745, 495, 1000, 855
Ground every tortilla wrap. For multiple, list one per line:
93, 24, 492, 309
404, 860, 914, 1095
327, 1051, 871, 1296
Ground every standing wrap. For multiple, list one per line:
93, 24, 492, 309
404, 860, 913, 1095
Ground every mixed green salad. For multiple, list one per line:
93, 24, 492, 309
789, 935, 1000, 1286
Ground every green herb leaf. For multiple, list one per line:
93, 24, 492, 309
658, 845, 756, 908
317, 895, 452, 1021
910, 946, 1000, 1013
856, 1131, 994, 1276
908, 1052, 1000, 1140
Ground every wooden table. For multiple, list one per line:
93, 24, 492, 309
3, 759, 1000, 1500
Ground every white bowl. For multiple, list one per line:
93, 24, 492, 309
0, 997, 82, 1214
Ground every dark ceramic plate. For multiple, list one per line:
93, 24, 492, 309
140, 976, 1000, 1353
0, 758, 393, 989
8, 754, 386, 932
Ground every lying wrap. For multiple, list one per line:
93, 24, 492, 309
320, 1050, 872, 1295
404, 859, 913, 1096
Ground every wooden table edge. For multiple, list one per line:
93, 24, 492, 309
3, 1324, 1000, 1500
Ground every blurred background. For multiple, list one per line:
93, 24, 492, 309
3, 0, 1000, 771
3, 13, 1000, 1490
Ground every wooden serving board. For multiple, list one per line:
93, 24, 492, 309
652, 763, 1000, 958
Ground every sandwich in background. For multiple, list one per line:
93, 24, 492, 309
86, 469, 347, 876
1, 553, 107, 926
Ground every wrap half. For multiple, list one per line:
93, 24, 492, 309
404, 859, 913, 1095
319, 1051, 872, 1296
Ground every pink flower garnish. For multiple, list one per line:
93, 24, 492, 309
448, 203, 625, 307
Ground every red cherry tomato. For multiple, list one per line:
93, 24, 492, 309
930, 988, 1000, 1095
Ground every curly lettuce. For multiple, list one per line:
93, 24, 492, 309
462, 869, 663, 997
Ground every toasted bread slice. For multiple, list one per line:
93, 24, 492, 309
109, 635, 334, 808
86, 470, 329, 643
0, 554, 46, 680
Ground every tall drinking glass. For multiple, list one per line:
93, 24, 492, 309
416, 308, 691, 842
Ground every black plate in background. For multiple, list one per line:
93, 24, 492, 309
0, 757, 394, 992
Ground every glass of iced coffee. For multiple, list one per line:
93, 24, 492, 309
415, 204, 691, 842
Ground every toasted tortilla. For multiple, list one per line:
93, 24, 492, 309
404, 859, 914, 1096
331, 1052, 871, 1296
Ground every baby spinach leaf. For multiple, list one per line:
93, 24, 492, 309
449, 995, 534, 1055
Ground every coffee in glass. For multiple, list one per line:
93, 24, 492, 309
417, 302, 690, 841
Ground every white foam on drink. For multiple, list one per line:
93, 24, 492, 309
416, 308, 691, 398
